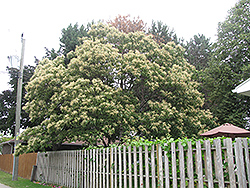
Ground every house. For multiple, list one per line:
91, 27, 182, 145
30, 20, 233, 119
0, 139, 84, 155
0, 139, 16, 154
232, 78, 250, 96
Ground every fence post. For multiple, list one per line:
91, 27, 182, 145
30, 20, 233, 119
234, 138, 247, 188
30, 165, 37, 182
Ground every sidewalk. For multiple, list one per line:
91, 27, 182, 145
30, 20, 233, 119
0, 183, 11, 188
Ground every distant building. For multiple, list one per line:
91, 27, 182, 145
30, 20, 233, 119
0, 139, 84, 155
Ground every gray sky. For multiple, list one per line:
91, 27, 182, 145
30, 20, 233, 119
0, 0, 238, 92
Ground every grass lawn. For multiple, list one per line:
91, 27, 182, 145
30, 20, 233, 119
0, 170, 63, 188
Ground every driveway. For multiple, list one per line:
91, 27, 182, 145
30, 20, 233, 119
0, 183, 11, 188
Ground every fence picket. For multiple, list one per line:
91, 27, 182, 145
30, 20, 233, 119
171, 142, 177, 188
96, 149, 99, 188
133, 146, 138, 188
99, 149, 102, 188
213, 139, 224, 188
123, 146, 127, 188
84, 150, 87, 188
139, 146, 143, 188
195, 141, 203, 188
158, 145, 163, 188
118, 147, 122, 188
110, 148, 114, 188
106, 148, 110, 188
187, 141, 194, 188
204, 140, 214, 188
93, 149, 96, 188
103, 148, 106, 188
145, 145, 150, 188
114, 147, 118, 188
65, 152, 68, 187
87, 150, 90, 188
235, 138, 247, 188
242, 138, 250, 188
164, 144, 170, 188
151, 144, 156, 188
128, 146, 132, 188
178, 142, 185, 188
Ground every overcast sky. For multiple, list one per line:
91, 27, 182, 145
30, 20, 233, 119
0, 0, 238, 92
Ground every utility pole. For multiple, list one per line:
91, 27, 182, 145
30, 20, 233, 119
12, 34, 25, 181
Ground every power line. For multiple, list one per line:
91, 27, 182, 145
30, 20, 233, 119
0, 71, 8, 74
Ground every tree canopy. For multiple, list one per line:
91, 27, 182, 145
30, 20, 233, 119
0, 65, 36, 135
16, 23, 216, 155
203, 0, 250, 127
184, 34, 212, 71
107, 14, 146, 33
148, 20, 181, 45
44, 22, 93, 63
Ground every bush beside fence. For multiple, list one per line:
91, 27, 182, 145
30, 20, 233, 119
35, 137, 250, 188
0, 152, 37, 180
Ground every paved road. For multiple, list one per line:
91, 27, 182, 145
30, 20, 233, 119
0, 183, 11, 188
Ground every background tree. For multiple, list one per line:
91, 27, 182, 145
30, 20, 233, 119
148, 20, 181, 45
44, 22, 93, 63
203, 0, 250, 127
0, 65, 36, 135
17, 24, 216, 154
184, 34, 212, 71
107, 14, 146, 33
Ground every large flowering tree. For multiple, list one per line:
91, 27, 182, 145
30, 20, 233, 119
16, 24, 216, 155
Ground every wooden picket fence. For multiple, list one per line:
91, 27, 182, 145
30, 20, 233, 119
35, 138, 250, 188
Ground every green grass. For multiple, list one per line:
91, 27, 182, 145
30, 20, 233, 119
0, 170, 49, 188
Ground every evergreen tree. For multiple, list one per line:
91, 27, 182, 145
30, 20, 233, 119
204, 0, 250, 127
184, 34, 212, 71
148, 20, 181, 45
44, 22, 93, 64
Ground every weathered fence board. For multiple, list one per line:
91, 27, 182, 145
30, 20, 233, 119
35, 138, 250, 188
213, 139, 224, 188
235, 138, 247, 188
187, 141, 194, 188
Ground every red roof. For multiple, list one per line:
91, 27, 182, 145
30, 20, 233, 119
200, 123, 250, 138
